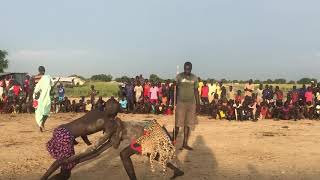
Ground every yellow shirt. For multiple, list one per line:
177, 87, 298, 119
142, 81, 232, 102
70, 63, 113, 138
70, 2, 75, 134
208, 84, 216, 96
198, 81, 204, 95
216, 85, 222, 97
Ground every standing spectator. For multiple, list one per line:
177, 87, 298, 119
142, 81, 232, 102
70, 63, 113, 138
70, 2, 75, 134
216, 81, 223, 99
200, 81, 209, 104
143, 79, 151, 100
139, 74, 145, 85
169, 81, 176, 106
57, 83, 65, 103
299, 84, 307, 102
134, 81, 143, 103
163, 80, 171, 106
4, 75, 12, 92
244, 79, 254, 97
256, 84, 263, 105
208, 80, 216, 103
174, 61, 199, 150
149, 82, 159, 105
0, 79, 4, 100
291, 86, 299, 104
275, 86, 284, 102
227, 86, 235, 101
10, 81, 22, 99
125, 81, 134, 112
198, 78, 204, 97
90, 85, 99, 110
23, 75, 30, 101
57, 83, 65, 111
157, 82, 163, 102
305, 87, 314, 104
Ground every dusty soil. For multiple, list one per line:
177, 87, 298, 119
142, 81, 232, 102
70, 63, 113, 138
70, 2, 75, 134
1, 113, 320, 180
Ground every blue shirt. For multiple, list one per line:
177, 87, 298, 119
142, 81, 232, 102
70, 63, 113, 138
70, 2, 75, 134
58, 87, 65, 97
119, 99, 128, 109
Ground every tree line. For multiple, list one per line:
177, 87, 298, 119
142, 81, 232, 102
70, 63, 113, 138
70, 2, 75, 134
0, 50, 318, 84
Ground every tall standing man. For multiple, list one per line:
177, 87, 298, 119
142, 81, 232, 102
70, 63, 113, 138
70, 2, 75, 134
174, 62, 200, 150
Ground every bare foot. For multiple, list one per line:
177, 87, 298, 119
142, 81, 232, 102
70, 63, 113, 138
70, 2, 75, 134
183, 145, 194, 151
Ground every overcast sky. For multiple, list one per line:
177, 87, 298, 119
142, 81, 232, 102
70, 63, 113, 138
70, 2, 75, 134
1, 0, 320, 80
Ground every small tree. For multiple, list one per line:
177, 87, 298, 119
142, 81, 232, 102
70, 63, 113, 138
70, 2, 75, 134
0, 50, 9, 73
253, 79, 261, 84
273, 78, 286, 84
288, 80, 296, 84
297, 78, 312, 84
149, 74, 163, 83
115, 76, 131, 83
90, 74, 113, 82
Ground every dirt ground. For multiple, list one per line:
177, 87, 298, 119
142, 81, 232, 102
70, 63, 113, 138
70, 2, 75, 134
1, 113, 320, 180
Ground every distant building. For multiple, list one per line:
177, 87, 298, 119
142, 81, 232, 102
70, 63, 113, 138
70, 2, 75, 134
0, 72, 27, 85
53, 76, 86, 87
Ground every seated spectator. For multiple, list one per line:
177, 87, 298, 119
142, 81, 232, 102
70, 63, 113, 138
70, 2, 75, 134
96, 96, 106, 112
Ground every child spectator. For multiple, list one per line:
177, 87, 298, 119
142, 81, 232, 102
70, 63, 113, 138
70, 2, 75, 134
119, 97, 128, 113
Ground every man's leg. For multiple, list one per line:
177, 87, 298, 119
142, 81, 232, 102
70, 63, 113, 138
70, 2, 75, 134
180, 126, 193, 151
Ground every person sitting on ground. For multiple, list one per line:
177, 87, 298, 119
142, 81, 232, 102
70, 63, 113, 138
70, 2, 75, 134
85, 100, 91, 112
70, 100, 77, 112
226, 99, 235, 121
210, 93, 219, 119
96, 96, 106, 112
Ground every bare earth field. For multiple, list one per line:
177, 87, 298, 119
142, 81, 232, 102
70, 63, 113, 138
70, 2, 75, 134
1, 113, 320, 180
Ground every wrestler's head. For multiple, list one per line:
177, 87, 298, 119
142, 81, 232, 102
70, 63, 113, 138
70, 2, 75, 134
105, 97, 120, 117
184, 61, 192, 75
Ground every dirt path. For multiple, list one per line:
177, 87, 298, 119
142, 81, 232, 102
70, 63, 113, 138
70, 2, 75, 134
1, 113, 320, 180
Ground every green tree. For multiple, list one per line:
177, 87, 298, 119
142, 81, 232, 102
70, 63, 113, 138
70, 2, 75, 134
288, 80, 296, 84
0, 50, 9, 73
115, 76, 131, 83
297, 78, 312, 84
90, 74, 113, 82
273, 78, 286, 84
149, 74, 163, 83
220, 78, 228, 84
263, 79, 273, 84
253, 79, 261, 84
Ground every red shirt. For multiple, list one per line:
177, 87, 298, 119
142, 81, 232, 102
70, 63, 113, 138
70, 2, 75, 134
276, 90, 284, 100
305, 91, 313, 102
143, 84, 150, 97
235, 95, 243, 103
201, 86, 209, 98
13, 85, 21, 96
24, 79, 30, 92
292, 91, 299, 103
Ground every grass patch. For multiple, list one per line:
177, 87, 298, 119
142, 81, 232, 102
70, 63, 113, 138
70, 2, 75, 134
65, 81, 119, 98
